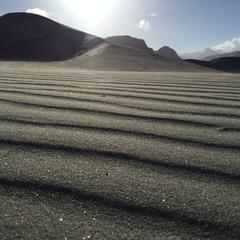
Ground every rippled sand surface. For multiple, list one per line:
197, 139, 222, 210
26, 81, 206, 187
0, 62, 240, 239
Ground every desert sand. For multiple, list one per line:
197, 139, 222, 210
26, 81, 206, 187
0, 61, 239, 239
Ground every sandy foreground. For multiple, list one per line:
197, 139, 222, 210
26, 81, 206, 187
0, 62, 239, 239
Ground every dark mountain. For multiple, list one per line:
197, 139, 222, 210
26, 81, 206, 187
185, 57, 240, 72
156, 46, 181, 60
0, 12, 103, 60
105, 35, 153, 52
204, 51, 240, 61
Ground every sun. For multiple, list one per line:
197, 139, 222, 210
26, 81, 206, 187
65, 0, 117, 26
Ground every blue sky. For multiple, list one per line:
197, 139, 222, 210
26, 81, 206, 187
1, 0, 240, 53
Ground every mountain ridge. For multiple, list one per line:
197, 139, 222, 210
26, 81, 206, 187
0, 12, 211, 72
204, 51, 240, 61
181, 48, 219, 60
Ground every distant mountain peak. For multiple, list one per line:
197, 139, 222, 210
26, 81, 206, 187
105, 35, 153, 52
204, 50, 240, 61
181, 48, 219, 60
156, 46, 181, 60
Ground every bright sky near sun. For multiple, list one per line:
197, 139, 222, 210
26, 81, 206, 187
1, 0, 240, 53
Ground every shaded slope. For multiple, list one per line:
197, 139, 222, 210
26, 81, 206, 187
186, 57, 240, 72
0, 12, 103, 60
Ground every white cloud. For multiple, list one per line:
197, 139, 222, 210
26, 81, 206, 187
211, 36, 240, 53
25, 8, 49, 18
138, 20, 150, 31
149, 13, 158, 17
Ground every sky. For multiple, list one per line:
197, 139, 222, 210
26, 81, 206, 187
1, 0, 240, 53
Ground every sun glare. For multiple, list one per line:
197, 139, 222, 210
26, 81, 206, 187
66, 0, 117, 26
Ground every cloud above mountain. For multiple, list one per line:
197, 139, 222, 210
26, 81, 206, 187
211, 36, 240, 52
149, 13, 159, 17
138, 20, 150, 31
25, 8, 49, 17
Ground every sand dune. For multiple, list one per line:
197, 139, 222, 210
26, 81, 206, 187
0, 13, 102, 60
0, 62, 239, 239
63, 42, 209, 71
